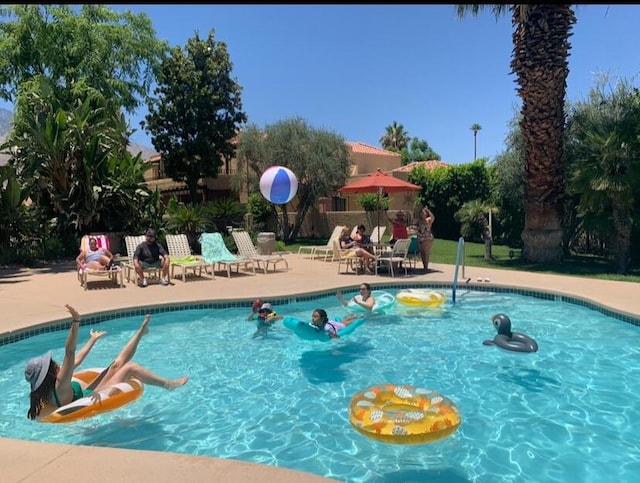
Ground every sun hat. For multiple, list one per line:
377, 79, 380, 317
24, 351, 52, 392
145, 229, 156, 237
259, 303, 273, 312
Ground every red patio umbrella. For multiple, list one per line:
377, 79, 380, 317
339, 168, 421, 242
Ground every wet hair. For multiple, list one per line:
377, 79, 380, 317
28, 359, 59, 420
313, 309, 329, 328
360, 283, 371, 291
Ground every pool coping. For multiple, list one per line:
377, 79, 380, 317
1, 256, 639, 483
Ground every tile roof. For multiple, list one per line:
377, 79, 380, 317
392, 160, 450, 172
346, 142, 401, 158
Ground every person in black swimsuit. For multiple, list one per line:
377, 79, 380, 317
25, 304, 189, 420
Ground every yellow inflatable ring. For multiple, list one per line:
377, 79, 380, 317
39, 368, 144, 424
396, 289, 446, 308
349, 384, 461, 444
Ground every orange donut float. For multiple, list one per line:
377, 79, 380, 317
349, 384, 461, 444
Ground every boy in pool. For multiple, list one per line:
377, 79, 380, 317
248, 299, 283, 338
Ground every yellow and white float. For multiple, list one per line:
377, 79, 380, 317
349, 384, 461, 444
39, 368, 144, 424
395, 289, 446, 308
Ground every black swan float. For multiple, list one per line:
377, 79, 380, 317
483, 313, 538, 353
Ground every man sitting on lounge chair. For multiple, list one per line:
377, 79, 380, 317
133, 229, 171, 287
76, 237, 115, 271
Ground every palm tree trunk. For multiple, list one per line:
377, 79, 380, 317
611, 200, 631, 274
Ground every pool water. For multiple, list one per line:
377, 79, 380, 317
1, 289, 639, 482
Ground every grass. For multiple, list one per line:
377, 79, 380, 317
287, 238, 640, 283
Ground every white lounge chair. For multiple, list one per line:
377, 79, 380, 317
199, 232, 256, 278
231, 230, 288, 274
77, 234, 123, 291
165, 234, 210, 282
297, 225, 346, 261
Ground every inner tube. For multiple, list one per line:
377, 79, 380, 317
349, 385, 461, 444
39, 368, 144, 424
283, 316, 366, 341
347, 290, 396, 315
395, 289, 446, 308
483, 313, 538, 353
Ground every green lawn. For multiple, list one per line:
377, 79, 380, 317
288, 238, 640, 283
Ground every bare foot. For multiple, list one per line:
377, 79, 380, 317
165, 376, 189, 390
140, 314, 151, 335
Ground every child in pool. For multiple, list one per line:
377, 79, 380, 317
310, 309, 359, 339
248, 299, 283, 338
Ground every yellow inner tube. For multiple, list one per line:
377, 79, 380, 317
349, 384, 461, 444
396, 290, 446, 307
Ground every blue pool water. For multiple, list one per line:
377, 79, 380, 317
1, 289, 640, 482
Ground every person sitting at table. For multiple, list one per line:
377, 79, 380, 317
385, 210, 408, 246
340, 226, 376, 274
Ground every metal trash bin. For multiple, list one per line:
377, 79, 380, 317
257, 232, 276, 255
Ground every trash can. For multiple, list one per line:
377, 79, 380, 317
257, 232, 276, 255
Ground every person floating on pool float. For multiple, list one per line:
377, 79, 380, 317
24, 304, 189, 420
337, 283, 376, 312
310, 309, 360, 339
482, 313, 538, 353
248, 299, 283, 339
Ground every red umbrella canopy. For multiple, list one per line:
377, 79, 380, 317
339, 168, 421, 194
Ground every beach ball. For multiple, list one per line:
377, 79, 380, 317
259, 166, 298, 204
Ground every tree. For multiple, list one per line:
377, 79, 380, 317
379, 121, 410, 151
470, 123, 482, 160
0, 4, 167, 112
235, 117, 351, 242
144, 30, 247, 204
566, 77, 640, 274
455, 199, 498, 260
400, 137, 441, 165
457, 5, 577, 264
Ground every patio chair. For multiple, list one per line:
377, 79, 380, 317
199, 232, 256, 278
77, 234, 124, 291
370, 225, 387, 245
122, 235, 161, 285
297, 225, 346, 261
406, 235, 420, 270
377, 238, 411, 278
332, 239, 363, 275
231, 230, 288, 274
165, 234, 210, 282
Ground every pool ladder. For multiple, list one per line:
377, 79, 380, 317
452, 237, 465, 305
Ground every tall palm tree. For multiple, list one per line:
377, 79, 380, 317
457, 5, 576, 264
470, 123, 482, 160
379, 121, 410, 151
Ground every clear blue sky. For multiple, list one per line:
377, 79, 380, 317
6, 5, 640, 164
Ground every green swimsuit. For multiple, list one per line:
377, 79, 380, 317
52, 381, 94, 407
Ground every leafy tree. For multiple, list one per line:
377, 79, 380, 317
399, 137, 441, 165
455, 199, 498, 260
235, 117, 351, 242
144, 30, 247, 204
458, 5, 577, 264
379, 121, 410, 151
566, 77, 640, 274
470, 123, 482, 160
0, 4, 167, 112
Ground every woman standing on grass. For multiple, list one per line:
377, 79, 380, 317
416, 205, 435, 271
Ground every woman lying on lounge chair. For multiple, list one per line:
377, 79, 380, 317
76, 237, 115, 271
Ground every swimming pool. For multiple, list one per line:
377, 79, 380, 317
1, 288, 639, 482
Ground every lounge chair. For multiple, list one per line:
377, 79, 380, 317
332, 239, 363, 275
370, 225, 387, 245
199, 232, 256, 278
77, 234, 123, 291
122, 235, 161, 285
165, 234, 210, 282
377, 238, 411, 277
231, 230, 288, 274
297, 225, 346, 261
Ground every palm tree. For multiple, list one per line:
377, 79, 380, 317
457, 5, 577, 264
379, 121, 410, 151
470, 123, 482, 160
455, 199, 499, 261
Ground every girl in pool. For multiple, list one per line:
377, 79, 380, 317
310, 309, 360, 339
336, 282, 376, 311
24, 304, 189, 420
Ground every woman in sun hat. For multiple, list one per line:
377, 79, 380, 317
385, 209, 409, 245
25, 304, 189, 420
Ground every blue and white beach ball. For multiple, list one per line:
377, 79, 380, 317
259, 166, 298, 204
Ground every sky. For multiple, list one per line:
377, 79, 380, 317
4, 5, 640, 164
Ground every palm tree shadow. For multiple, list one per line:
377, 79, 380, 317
299, 342, 373, 384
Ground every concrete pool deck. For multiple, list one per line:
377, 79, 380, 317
1, 253, 639, 482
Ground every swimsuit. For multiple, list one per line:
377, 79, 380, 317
52, 382, 94, 407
